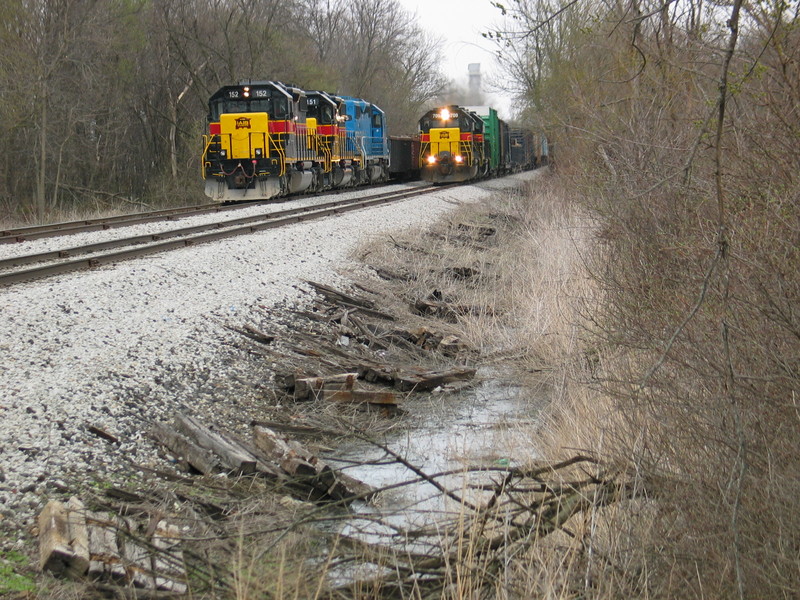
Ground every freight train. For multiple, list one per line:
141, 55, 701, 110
201, 80, 547, 202
419, 105, 548, 183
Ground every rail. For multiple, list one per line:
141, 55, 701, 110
0, 203, 236, 244
0, 184, 450, 287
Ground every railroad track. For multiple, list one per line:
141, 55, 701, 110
0, 202, 256, 245
0, 184, 449, 287
0, 180, 431, 245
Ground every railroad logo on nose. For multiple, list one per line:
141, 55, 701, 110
235, 117, 252, 129
440, 131, 450, 139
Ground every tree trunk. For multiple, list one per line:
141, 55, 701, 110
37, 92, 47, 220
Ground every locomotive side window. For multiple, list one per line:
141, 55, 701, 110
273, 98, 289, 119
210, 100, 226, 120
372, 112, 382, 128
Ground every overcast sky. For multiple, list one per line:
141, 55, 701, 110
396, 0, 511, 116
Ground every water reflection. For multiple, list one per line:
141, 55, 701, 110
328, 370, 542, 550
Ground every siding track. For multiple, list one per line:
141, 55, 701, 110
0, 203, 231, 244
0, 185, 449, 287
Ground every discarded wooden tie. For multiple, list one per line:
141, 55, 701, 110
39, 497, 187, 593
150, 413, 373, 503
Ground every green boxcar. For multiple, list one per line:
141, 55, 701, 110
465, 106, 502, 171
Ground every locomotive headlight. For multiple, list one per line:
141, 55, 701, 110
440, 108, 451, 121
454, 155, 464, 164
220, 150, 227, 158
426, 155, 437, 165
243, 86, 250, 98
255, 148, 263, 157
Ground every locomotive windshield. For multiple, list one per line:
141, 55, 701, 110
209, 95, 290, 121
307, 100, 335, 124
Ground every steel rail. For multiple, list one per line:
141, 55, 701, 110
0, 185, 427, 271
0, 202, 254, 245
0, 182, 422, 244
0, 185, 449, 287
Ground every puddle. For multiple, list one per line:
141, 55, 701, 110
327, 368, 544, 550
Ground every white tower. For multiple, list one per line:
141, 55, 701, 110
468, 63, 482, 102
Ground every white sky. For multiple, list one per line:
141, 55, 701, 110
396, 0, 511, 117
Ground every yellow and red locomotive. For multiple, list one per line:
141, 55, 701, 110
418, 104, 549, 184
202, 81, 389, 202
418, 106, 487, 183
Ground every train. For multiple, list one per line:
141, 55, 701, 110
201, 80, 548, 202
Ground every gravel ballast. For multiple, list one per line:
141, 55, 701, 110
0, 174, 535, 548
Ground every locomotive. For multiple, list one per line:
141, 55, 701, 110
201, 81, 390, 202
418, 104, 547, 184
418, 106, 486, 183
201, 81, 546, 202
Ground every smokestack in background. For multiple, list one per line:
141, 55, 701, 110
468, 63, 482, 104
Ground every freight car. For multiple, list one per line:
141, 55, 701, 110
388, 136, 420, 181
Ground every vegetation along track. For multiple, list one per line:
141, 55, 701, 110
0, 184, 451, 287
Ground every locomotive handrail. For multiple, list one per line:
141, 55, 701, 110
270, 130, 319, 167
268, 133, 286, 176
460, 142, 472, 165
356, 136, 367, 165
201, 134, 219, 178
201, 135, 210, 178
294, 124, 314, 163
339, 130, 363, 162
317, 137, 333, 172
419, 141, 430, 167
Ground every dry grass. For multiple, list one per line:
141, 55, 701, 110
0, 191, 199, 230
328, 175, 644, 599
345, 165, 800, 598
356, 176, 594, 373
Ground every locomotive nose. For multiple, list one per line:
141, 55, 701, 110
436, 152, 454, 174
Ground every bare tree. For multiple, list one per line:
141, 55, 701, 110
300, 0, 347, 63
493, 0, 800, 597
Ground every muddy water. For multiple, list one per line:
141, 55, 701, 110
330, 368, 544, 549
